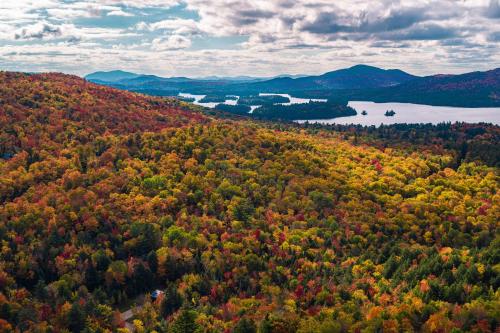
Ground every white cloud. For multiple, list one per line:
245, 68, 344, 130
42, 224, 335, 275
136, 18, 201, 35
14, 21, 62, 40
152, 35, 192, 50
107, 9, 134, 16
0, 0, 498, 76
11, 23, 137, 42
181, 0, 499, 48
1, 1, 179, 23
98, 0, 180, 8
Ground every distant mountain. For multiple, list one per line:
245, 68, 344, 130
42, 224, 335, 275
194, 74, 307, 81
84, 66, 500, 107
86, 72, 305, 84
196, 75, 265, 82
274, 74, 308, 79
85, 70, 140, 82
377, 68, 500, 107
119, 75, 194, 86
331, 68, 500, 107
318, 64, 416, 88
87, 65, 411, 90
246, 65, 417, 92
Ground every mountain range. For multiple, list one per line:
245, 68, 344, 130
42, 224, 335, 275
85, 65, 500, 107
321, 68, 500, 107
241, 65, 417, 91
86, 71, 307, 84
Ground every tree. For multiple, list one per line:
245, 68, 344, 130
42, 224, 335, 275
68, 302, 86, 333
160, 285, 183, 317
233, 317, 256, 333
169, 309, 200, 333
105, 261, 128, 287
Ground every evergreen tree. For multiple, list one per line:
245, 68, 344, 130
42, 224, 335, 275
161, 285, 183, 317
234, 317, 257, 333
169, 309, 199, 333
68, 302, 86, 333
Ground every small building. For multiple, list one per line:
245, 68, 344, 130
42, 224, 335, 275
151, 290, 164, 301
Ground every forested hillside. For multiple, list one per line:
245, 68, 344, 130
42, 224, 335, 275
302, 68, 500, 108
0, 72, 498, 333
244, 65, 416, 91
0, 72, 207, 159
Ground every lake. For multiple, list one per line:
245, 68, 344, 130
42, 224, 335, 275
178, 93, 500, 126
178, 92, 327, 111
297, 101, 500, 126
259, 93, 327, 105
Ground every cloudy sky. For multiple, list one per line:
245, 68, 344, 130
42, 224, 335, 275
1, 0, 499, 77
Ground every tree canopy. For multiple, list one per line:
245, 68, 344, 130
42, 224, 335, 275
0, 72, 498, 333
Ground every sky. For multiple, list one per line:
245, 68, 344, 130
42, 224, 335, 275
0, 0, 499, 78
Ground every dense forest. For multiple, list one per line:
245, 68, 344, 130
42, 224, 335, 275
214, 104, 252, 115
237, 96, 290, 106
0, 72, 498, 333
213, 101, 357, 121
301, 123, 500, 168
199, 96, 238, 104
252, 102, 357, 120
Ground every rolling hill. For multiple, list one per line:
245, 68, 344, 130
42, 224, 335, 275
85, 65, 418, 95
372, 68, 500, 107
313, 67, 500, 107
85, 65, 500, 107
246, 64, 417, 91
84, 70, 141, 83
0, 71, 208, 158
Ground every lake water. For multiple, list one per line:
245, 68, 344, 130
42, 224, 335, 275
179, 93, 500, 125
178, 93, 220, 108
178, 92, 327, 111
297, 101, 500, 126
259, 93, 327, 105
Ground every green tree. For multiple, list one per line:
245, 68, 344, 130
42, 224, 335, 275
233, 317, 256, 333
160, 285, 183, 317
68, 302, 86, 333
170, 309, 200, 333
